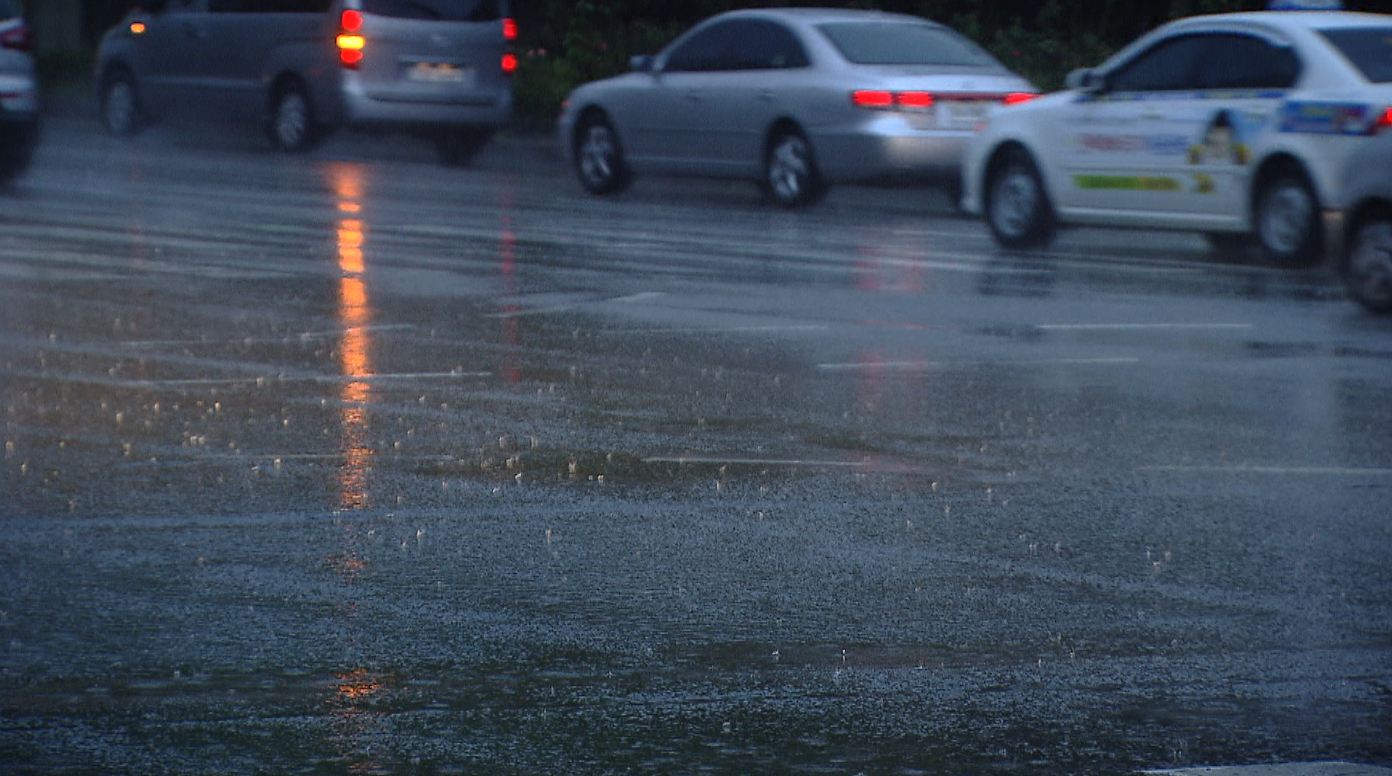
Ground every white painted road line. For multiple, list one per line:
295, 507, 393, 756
1145, 762, 1392, 775
645, 456, 870, 469
817, 357, 1141, 372
1038, 323, 1253, 332
1138, 465, 1392, 477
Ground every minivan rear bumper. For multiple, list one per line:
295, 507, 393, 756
338, 85, 512, 132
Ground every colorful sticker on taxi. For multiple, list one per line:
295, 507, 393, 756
1280, 101, 1372, 135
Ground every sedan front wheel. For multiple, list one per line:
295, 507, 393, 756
575, 116, 630, 196
1345, 217, 1392, 314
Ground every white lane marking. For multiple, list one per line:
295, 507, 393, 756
1138, 465, 1392, 477
487, 291, 666, 319
1037, 323, 1253, 332
1145, 762, 1392, 775
119, 324, 417, 349
597, 324, 830, 336
817, 357, 1140, 371
645, 456, 871, 469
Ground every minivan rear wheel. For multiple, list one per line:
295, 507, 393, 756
269, 82, 319, 153
101, 68, 143, 137
435, 129, 493, 167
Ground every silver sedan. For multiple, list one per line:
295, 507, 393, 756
558, 8, 1036, 207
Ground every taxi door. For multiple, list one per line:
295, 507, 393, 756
1060, 34, 1213, 216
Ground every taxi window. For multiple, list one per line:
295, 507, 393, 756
1320, 28, 1392, 83
1109, 35, 1210, 92
1196, 34, 1300, 90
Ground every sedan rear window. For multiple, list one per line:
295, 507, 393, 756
361, 0, 504, 22
819, 22, 998, 68
1320, 28, 1392, 83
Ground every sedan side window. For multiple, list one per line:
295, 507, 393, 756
1108, 35, 1210, 93
730, 20, 810, 70
1195, 34, 1300, 90
664, 22, 739, 73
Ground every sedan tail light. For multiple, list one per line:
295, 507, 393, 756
337, 10, 365, 69
1003, 92, 1039, 105
851, 90, 896, 109
0, 22, 32, 52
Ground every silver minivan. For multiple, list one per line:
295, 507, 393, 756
95, 0, 515, 164
0, 0, 38, 183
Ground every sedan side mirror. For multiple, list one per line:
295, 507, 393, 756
630, 55, 655, 73
1066, 68, 1106, 93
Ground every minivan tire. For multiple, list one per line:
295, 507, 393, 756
101, 68, 143, 137
985, 146, 1055, 249
435, 129, 493, 167
268, 81, 319, 153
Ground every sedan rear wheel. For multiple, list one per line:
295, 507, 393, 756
575, 116, 630, 196
1346, 217, 1392, 314
986, 148, 1054, 249
764, 131, 825, 208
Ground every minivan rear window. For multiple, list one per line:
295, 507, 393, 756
361, 0, 504, 21
819, 22, 999, 68
1320, 28, 1392, 83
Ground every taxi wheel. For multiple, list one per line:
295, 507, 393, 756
268, 81, 320, 153
101, 68, 144, 138
435, 130, 493, 167
986, 148, 1054, 249
1255, 171, 1321, 266
574, 115, 631, 196
764, 130, 826, 209
1345, 216, 1392, 315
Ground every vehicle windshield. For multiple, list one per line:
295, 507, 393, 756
361, 0, 504, 21
818, 22, 1000, 67
1320, 27, 1392, 83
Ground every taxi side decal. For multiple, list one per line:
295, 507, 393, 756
1077, 90, 1287, 104
1279, 101, 1372, 135
1074, 175, 1182, 191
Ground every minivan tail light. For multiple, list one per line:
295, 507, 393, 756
338, 9, 365, 68
501, 53, 519, 75
1003, 92, 1038, 105
0, 22, 32, 52
502, 17, 518, 42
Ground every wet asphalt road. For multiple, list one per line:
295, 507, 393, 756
1, 113, 1391, 775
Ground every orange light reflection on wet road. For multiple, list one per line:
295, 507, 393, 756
332, 164, 373, 510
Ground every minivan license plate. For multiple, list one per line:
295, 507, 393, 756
408, 62, 470, 84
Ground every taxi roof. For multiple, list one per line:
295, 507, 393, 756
1170, 11, 1392, 31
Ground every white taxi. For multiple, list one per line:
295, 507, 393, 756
962, 7, 1392, 265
